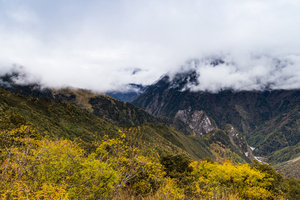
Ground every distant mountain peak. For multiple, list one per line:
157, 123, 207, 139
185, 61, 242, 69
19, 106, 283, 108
105, 83, 149, 102
168, 69, 199, 91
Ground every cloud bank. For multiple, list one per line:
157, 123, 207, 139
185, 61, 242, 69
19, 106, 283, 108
173, 54, 300, 93
0, 0, 300, 92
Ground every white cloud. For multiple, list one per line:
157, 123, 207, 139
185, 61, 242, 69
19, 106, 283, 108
0, 0, 299, 92
183, 54, 300, 92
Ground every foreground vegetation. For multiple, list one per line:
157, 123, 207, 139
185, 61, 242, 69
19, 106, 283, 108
1, 108, 299, 199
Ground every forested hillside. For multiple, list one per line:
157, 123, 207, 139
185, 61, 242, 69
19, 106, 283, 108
0, 87, 251, 162
132, 71, 300, 178
1, 100, 299, 199
0, 83, 299, 199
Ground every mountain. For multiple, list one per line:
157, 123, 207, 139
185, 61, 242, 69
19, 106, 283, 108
0, 70, 254, 164
0, 88, 119, 145
0, 85, 255, 164
0, 71, 156, 126
132, 67, 300, 176
49, 87, 256, 163
52, 87, 157, 126
105, 84, 149, 102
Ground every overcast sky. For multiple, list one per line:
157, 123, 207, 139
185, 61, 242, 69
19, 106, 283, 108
0, 0, 300, 92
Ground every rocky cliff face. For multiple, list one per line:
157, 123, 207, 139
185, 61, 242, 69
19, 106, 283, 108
225, 125, 254, 161
175, 108, 217, 135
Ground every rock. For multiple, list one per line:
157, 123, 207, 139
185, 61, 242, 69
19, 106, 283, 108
226, 124, 255, 161
175, 108, 217, 135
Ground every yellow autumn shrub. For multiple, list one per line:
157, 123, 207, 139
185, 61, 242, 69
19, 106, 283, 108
0, 135, 120, 199
94, 130, 166, 197
188, 160, 282, 199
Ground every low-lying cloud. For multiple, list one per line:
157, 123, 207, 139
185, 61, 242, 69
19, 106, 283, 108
173, 54, 300, 93
0, 0, 300, 92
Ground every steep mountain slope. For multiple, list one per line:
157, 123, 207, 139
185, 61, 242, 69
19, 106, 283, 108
0, 87, 196, 158
122, 123, 253, 163
202, 128, 252, 163
133, 72, 299, 134
0, 82, 254, 164
0, 71, 156, 126
250, 104, 300, 158
53, 87, 158, 126
121, 123, 213, 160
0, 88, 119, 145
275, 156, 300, 179
51, 87, 253, 163
132, 69, 300, 170
0, 70, 208, 135
0, 71, 155, 126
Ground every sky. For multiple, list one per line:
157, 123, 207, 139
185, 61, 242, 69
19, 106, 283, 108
0, 0, 300, 92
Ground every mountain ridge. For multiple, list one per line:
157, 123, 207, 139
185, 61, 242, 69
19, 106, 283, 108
132, 69, 300, 177
0, 71, 255, 164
